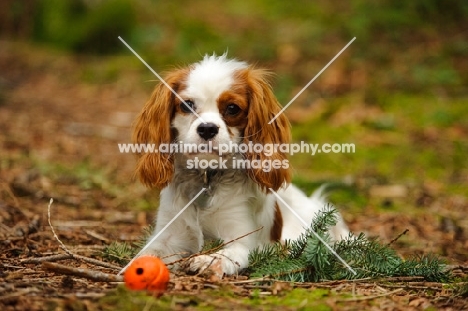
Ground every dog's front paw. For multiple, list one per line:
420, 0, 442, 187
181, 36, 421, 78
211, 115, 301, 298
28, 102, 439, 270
187, 254, 223, 278
186, 252, 242, 278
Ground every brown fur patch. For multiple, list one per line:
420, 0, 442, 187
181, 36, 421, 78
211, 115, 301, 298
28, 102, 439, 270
217, 89, 249, 129
270, 201, 283, 242
238, 68, 292, 191
132, 68, 189, 189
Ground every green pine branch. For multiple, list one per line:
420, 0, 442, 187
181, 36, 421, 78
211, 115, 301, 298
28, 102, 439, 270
102, 225, 154, 265
248, 208, 451, 283
102, 208, 451, 283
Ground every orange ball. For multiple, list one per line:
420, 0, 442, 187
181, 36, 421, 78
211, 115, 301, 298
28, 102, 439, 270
124, 256, 170, 294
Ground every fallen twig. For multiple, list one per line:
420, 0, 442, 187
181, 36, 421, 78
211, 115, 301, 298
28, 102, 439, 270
376, 276, 425, 283
21, 254, 72, 264
84, 229, 110, 242
311, 277, 372, 285
380, 283, 444, 291
386, 229, 409, 246
21, 253, 121, 270
47, 199, 73, 256
168, 226, 265, 267
42, 262, 123, 282
201, 226, 265, 255
337, 288, 404, 302
46, 199, 122, 271
229, 276, 273, 284
73, 254, 122, 270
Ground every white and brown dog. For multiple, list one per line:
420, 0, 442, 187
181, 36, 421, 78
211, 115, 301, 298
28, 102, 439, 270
132, 54, 348, 276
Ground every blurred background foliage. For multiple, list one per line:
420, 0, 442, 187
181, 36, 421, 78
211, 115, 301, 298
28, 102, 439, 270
1, 0, 467, 208
2, 0, 467, 94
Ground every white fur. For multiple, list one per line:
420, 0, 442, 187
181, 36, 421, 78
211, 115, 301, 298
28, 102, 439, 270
140, 55, 349, 276
174, 55, 247, 155
143, 182, 349, 275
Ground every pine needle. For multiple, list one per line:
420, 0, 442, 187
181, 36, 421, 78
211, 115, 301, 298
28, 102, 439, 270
248, 208, 452, 282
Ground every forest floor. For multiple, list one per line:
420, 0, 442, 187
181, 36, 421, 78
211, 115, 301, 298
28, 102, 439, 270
1, 41, 467, 310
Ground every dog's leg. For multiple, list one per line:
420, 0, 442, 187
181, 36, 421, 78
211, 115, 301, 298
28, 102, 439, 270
140, 189, 204, 264
187, 206, 259, 276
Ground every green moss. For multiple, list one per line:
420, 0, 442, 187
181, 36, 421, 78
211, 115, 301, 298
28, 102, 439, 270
101, 286, 333, 310
100, 286, 175, 311
289, 93, 468, 204
247, 288, 332, 310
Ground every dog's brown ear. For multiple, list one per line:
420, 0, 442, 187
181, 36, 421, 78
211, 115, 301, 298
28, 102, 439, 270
133, 69, 188, 189
242, 68, 291, 192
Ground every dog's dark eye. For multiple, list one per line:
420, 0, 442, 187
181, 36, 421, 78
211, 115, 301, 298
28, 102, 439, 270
225, 104, 241, 116
180, 100, 195, 113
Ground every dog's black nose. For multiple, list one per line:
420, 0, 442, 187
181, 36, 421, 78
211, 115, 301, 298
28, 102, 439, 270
197, 123, 219, 140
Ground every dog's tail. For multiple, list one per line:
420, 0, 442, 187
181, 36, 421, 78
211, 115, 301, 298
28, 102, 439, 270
310, 184, 350, 241
310, 184, 328, 201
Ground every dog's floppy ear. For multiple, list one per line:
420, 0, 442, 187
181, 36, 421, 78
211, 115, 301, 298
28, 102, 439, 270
242, 68, 291, 192
133, 69, 188, 189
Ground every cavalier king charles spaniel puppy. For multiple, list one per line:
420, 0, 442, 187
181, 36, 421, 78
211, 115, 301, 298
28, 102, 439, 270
133, 54, 349, 276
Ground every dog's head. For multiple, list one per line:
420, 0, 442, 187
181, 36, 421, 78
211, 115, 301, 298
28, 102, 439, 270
133, 54, 291, 191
